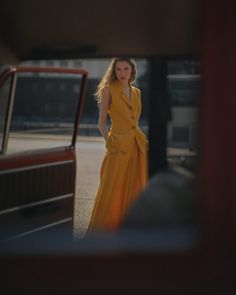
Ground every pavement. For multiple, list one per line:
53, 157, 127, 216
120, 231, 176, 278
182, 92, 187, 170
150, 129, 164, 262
74, 136, 105, 237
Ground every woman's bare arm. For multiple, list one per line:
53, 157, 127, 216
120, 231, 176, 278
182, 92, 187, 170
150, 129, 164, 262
97, 87, 111, 140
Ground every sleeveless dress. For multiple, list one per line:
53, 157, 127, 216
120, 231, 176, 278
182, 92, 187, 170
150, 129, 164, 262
87, 80, 148, 231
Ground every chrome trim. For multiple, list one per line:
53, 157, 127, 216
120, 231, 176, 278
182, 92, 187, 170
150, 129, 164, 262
2, 73, 17, 154
4, 217, 72, 241
0, 159, 74, 175
0, 193, 74, 216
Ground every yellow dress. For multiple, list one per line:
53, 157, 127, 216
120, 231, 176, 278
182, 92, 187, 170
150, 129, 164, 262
88, 80, 148, 231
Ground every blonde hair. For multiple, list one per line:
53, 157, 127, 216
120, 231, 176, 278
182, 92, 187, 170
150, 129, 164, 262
95, 57, 137, 103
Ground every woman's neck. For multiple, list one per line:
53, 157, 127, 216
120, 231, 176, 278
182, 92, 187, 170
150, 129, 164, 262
116, 79, 129, 88
120, 82, 130, 88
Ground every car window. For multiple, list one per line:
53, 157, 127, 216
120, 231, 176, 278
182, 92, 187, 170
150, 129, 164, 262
6, 72, 83, 155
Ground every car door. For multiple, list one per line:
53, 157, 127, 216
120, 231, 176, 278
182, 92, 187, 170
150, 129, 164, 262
0, 66, 88, 242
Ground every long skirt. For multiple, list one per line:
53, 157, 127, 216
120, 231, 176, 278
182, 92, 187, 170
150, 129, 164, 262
87, 139, 148, 232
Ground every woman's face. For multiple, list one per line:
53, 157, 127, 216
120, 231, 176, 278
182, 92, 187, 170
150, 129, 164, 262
115, 61, 132, 84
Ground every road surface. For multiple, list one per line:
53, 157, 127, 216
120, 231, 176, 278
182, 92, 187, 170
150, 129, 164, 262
74, 137, 105, 237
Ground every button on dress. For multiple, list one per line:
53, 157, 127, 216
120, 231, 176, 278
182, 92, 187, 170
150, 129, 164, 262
87, 80, 148, 231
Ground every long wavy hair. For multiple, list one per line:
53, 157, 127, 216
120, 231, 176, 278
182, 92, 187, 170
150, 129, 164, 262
95, 57, 137, 103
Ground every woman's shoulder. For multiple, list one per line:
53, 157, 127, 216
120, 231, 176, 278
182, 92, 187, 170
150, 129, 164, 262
131, 85, 141, 95
103, 83, 110, 89
101, 86, 111, 97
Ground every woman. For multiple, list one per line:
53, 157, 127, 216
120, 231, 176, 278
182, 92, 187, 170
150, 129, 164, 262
87, 57, 148, 232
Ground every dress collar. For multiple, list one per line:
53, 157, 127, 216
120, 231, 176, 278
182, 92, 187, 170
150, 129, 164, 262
113, 80, 134, 107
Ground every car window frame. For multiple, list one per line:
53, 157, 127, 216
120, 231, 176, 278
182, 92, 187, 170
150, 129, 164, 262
0, 66, 88, 156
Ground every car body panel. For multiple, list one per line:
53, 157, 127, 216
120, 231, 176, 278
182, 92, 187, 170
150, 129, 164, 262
0, 66, 88, 242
